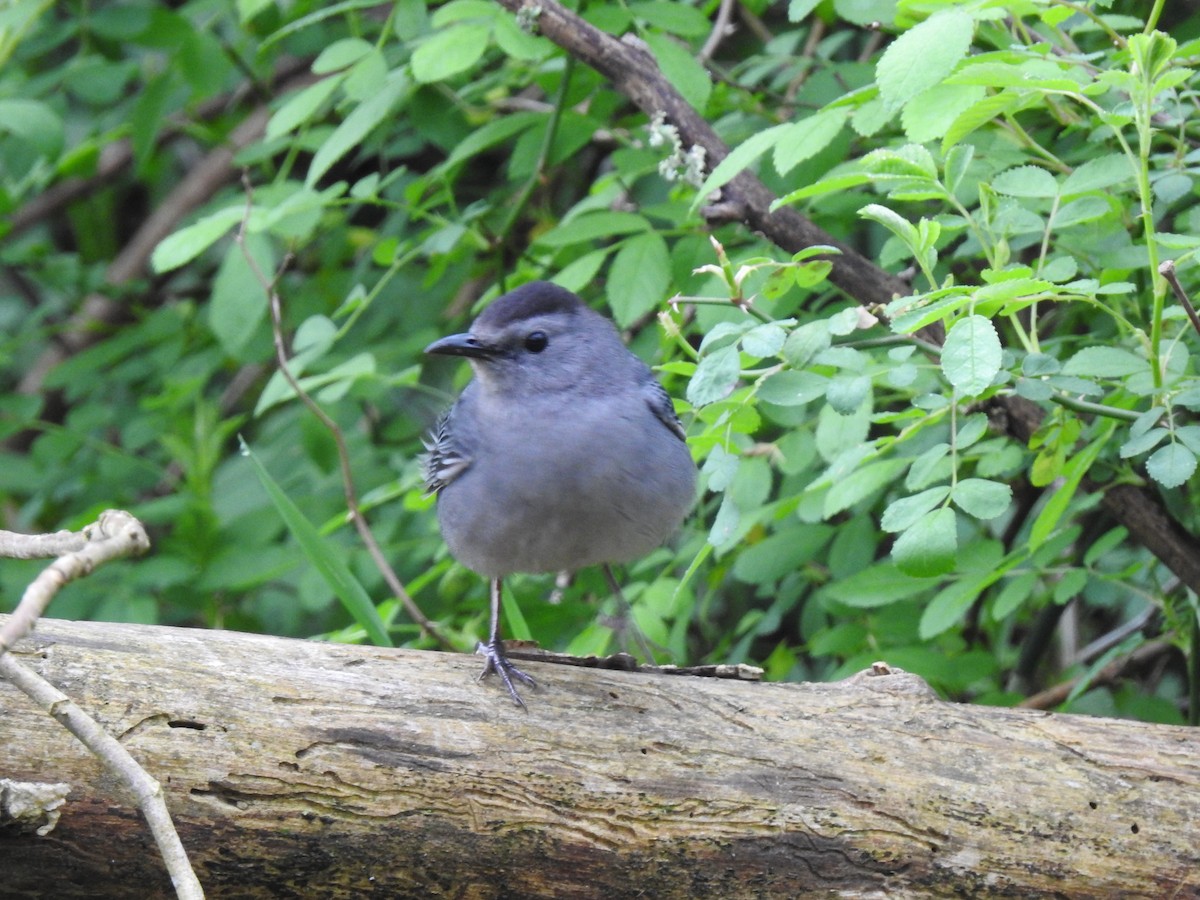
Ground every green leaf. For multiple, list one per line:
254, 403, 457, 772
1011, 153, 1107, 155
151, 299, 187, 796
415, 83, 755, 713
692, 124, 790, 208
1061, 154, 1135, 196
208, 234, 273, 359
823, 563, 932, 608
644, 32, 711, 112
992, 570, 1038, 620
1146, 442, 1197, 489
919, 575, 980, 638
758, 370, 828, 406
773, 108, 849, 175
951, 478, 1012, 520
941, 315, 1002, 397
740, 323, 787, 358
411, 21, 491, 83
312, 37, 375, 73
944, 144, 974, 193
824, 459, 909, 518
534, 210, 650, 247
881, 486, 950, 533
630, 1, 711, 37
782, 321, 832, 367
1029, 423, 1114, 549
0, 98, 64, 158
267, 76, 344, 140
788, 0, 821, 21
687, 344, 741, 407
306, 71, 408, 188
607, 231, 670, 328
1062, 347, 1146, 378
242, 440, 392, 647
892, 507, 957, 577
876, 9, 975, 114
825, 373, 871, 415
901, 82, 985, 144
151, 206, 244, 273
733, 525, 834, 585
992, 165, 1059, 198
941, 91, 1019, 151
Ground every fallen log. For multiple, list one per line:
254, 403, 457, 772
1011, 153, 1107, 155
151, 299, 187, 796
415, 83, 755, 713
1, 615, 1197, 898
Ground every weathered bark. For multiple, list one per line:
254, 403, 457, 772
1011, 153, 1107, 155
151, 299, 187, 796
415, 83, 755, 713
1, 615, 1197, 898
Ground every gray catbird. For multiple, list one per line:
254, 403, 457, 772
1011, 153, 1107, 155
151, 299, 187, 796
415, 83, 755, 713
424, 281, 696, 706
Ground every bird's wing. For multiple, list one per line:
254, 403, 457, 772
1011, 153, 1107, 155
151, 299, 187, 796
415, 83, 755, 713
643, 377, 687, 442
422, 409, 472, 493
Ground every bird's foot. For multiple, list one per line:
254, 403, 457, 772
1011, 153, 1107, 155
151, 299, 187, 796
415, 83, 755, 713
476, 639, 537, 709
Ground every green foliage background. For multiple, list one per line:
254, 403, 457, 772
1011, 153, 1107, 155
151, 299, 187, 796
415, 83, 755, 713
3, 0, 1198, 724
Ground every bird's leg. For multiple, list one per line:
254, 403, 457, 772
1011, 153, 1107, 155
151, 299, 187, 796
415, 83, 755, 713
601, 564, 663, 664
477, 576, 537, 708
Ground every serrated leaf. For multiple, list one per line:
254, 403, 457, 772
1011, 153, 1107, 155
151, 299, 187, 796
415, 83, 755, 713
645, 32, 712, 112
1029, 423, 1113, 549
876, 9, 975, 114
826, 373, 871, 415
740, 323, 787, 358
901, 82, 985, 144
535, 211, 650, 247
993, 165, 1059, 198
824, 563, 933, 608
1119, 427, 1168, 458
687, 344, 741, 407
773, 108, 849, 174
942, 91, 1019, 151
758, 370, 828, 406
951, 478, 1012, 520
942, 315, 1002, 396
692, 124, 789, 207
782, 322, 833, 367
892, 506, 958, 577
1146, 442, 1197, 488
824, 459, 908, 518
607, 231, 670, 327
1062, 347, 1146, 378
881, 486, 950, 533
1061, 154, 1134, 196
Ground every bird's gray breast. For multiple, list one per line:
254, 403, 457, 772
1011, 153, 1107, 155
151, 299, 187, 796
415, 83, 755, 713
435, 387, 694, 577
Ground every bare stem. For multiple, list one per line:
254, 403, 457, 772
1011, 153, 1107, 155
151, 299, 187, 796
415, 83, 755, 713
236, 174, 452, 650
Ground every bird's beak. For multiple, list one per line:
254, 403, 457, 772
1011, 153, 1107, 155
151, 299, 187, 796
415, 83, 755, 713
424, 333, 494, 358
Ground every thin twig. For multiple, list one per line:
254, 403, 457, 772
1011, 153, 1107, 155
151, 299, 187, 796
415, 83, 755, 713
1159, 259, 1200, 339
0, 510, 150, 656
235, 175, 451, 650
0, 654, 204, 899
1018, 638, 1175, 710
699, 0, 735, 63
0, 513, 203, 897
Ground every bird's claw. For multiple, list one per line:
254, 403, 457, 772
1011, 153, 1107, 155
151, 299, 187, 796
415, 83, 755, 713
477, 639, 537, 709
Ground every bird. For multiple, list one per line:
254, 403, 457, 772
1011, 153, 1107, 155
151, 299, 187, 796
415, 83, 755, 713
423, 281, 696, 707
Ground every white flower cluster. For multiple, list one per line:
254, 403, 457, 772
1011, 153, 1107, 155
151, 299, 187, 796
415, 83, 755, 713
647, 112, 706, 187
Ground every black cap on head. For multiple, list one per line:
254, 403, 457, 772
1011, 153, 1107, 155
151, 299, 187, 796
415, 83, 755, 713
473, 282, 585, 331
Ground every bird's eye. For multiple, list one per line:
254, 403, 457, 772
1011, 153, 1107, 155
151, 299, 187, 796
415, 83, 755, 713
524, 331, 549, 353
